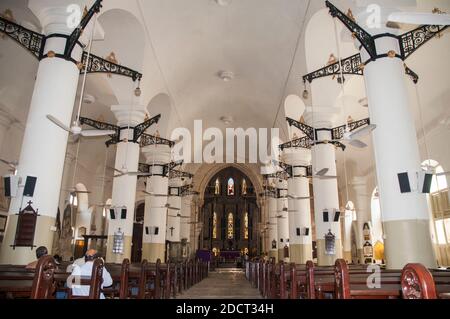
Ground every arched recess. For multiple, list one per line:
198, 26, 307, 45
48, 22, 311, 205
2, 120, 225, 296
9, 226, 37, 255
284, 95, 306, 140
94, 8, 146, 104
74, 183, 93, 240
146, 93, 173, 138
422, 160, 450, 266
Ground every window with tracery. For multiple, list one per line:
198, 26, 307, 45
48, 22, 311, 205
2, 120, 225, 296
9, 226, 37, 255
227, 213, 234, 239
227, 178, 235, 196
212, 212, 217, 239
244, 212, 249, 240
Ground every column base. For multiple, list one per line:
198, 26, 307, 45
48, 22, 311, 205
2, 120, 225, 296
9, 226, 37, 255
268, 250, 278, 262
383, 220, 436, 269
0, 215, 56, 265
142, 243, 166, 263
105, 236, 132, 264
289, 244, 313, 264
316, 239, 343, 266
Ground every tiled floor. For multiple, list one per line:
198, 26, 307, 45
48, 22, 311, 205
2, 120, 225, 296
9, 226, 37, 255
177, 269, 262, 299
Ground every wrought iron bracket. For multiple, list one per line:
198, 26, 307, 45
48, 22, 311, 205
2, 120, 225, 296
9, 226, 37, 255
260, 186, 278, 199
65, 0, 103, 58
286, 118, 315, 140
279, 136, 312, 151
332, 118, 370, 140
326, 1, 377, 60
133, 114, 162, 143
78, 117, 120, 147
169, 170, 194, 180
303, 53, 363, 83
81, 52, 143, 81
400, 24, 448, 60
165, 160, 183, 177
404, 65, 419, 84
140, 133, 174, 148
0, 16, 44, 59
312, 140, 347, 151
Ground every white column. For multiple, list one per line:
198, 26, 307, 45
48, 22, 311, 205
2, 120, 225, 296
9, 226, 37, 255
360, 29, 435, 268
343, 209, 354, 263
276, 179, 289, 262
305, 111, 343, 266
180, 194, 193, 260
284, 149, 313, 264
141, 145, 171, 262
166, 179, 183, 261
105, 105, 146, 263
0, 1, 86, 265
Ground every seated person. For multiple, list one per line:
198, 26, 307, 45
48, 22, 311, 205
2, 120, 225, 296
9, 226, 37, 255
66, 255, 86, 273
26, 246, 48, 269
70, 249, 113, 299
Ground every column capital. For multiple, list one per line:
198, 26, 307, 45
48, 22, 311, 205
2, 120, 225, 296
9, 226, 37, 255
282, 148, 311, 166
29, 0, 90, 35
111, 105, 147, 127
142, 145, 171, 164
304, 107, 340, 128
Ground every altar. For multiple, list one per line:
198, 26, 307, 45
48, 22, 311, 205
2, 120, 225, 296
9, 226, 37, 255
220, 251, 241, 260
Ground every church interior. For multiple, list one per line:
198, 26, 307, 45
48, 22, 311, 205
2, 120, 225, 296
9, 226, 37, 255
0, 0, 449, 301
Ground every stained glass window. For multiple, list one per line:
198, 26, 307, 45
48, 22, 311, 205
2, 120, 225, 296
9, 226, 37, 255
227, 178, 235, 196
212, 212, 217, 239
242, 179, 247, 195
244, 212, 249, 240
227, 213, 234, 239
215, 178, 220, 195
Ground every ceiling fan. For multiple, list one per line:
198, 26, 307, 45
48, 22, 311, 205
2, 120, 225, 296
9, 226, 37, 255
168, 212, 190, 219
142, 190, 168, 198
315, 124, 377, 149
287, 194, 313, 200
0, 158, 18, 174
47, 115, 116, 139
64, 187, 91, 195
387, 9, 450, 26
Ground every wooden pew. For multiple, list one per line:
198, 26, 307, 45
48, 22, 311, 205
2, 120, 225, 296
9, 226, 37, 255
30, 256, 57, 299
67, 258, 104, 299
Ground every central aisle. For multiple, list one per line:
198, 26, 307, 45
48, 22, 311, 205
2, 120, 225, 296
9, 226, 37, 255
177, 269, 262, 299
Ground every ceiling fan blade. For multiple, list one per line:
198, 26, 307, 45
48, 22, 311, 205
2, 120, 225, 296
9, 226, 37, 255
167, 207, 181, 211
388, 12, 450, 25
316, 175, 338, 180
349, 124, 376, 140
80, 130, 116, 137
436, 172, 450, 177
46, 115, 71, 133
142, 191, 167, 197
288, 195, 313, 200
315, 168, 329, 176
348, 139, 368, 149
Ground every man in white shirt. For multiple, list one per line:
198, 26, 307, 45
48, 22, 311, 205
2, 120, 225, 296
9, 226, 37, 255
69, 249, 113, 299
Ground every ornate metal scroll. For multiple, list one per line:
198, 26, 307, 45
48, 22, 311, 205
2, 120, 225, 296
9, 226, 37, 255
140, 133, 175, 148
81, 52, 143, 81
169, 170, 194, 180
325, 1, 377, 60
133, 114, 162, 142
400, 24, 448, 60
404, 65, 419, 84
0, 16, 44, 59
279, 136, 312, 151
331, 118, 370, 140
286, 118, 315, 140
79, 117, 120, 146
138, 163, 151, 174
303, 53, 363, 83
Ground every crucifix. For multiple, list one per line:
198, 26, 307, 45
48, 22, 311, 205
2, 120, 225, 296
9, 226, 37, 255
169, 227, 175, 237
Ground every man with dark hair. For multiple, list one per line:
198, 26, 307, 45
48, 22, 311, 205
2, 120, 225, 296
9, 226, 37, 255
70, 249, 113, 299
26, 246, 48, 269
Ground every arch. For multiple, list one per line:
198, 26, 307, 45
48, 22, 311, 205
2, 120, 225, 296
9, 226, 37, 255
146, 93, 173, 138
422, 159, 448, 193
284, 94, 306, 140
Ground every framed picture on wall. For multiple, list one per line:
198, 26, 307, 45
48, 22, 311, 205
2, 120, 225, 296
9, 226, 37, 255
0, 177, 11, 212
0, 215, 7, 232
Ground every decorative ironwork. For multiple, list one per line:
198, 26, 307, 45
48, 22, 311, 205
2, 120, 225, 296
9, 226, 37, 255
79, 117, 120, 146
279, 136, 312, 151
0, 16, 44, 59
326, 1, 377, 60
169, 170, 194, 180
260, 186, 278, 198
312, 140, 347, 152
138, 163, 151, 174
164, 160, 183, 176
331, 118, 370, 140
286, 118, 315, 140
133, 114, 162, 142
180, 185, 198, 197
263, 171, 290, 181
276, 161, 293, 177
65, 0, 103, 57
81, 52, 143, 81
303, 53, 363, 83
140, 133, 174, 148
404, 65, 419, 84
399, 24, 448, 60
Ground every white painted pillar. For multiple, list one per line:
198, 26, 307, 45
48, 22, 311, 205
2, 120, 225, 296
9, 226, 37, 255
304, 111, 343, 266
180, 195, 192, 242
0, 1, 87, 264
361, 34, 435, 268
105, 105, 146, 263
276, 179, 289, 262
343, 209, 354, 263
284, 149, 313, 264
141, 145, 171, 262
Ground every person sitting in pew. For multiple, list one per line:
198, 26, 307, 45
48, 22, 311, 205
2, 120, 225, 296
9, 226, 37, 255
26, 246, 48, 269
66, 255, 86, 273
70, 249, 113, 299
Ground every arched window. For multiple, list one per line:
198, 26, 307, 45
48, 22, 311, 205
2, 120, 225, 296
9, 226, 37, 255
215, 178, 220, 195
227, 178, 235, 196
212, 212, 217, 239
422, 160, 448, 193
242, 179, 248, 195
244, 212, 249, 240
227, 213, 234, 239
